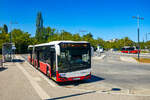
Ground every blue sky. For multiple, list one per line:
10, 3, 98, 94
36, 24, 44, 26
0, 0, 150, 41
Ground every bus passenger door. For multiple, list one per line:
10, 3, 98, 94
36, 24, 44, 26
50, 50, 56, 77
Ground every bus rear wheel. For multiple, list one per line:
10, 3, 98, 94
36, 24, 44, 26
47, 66, 50, 77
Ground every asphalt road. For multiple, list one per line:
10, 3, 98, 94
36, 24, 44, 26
91, 51, 150, 94
21, 53, 150, 94
1, 54, 150, 100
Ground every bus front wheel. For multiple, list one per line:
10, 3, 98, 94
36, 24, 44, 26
47, 66, 50, 77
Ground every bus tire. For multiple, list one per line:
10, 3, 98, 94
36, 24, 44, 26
47, 66, 50, 77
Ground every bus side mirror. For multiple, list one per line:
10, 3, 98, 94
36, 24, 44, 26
56, 45, 60, 55
91, 47, 94, 57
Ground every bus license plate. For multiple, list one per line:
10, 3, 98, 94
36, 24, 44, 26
73, 78, 80, 80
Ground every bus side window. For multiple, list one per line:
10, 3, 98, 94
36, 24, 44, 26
34, 47, 40, 67
45, 46, 51, 64
122, 48, 125, 51
38, 47, 44, 62
35, 47, 38, 59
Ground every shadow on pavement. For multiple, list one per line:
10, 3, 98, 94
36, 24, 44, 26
57, 75, 105, 86
0, 67, 8, 72
46, 91, 96, 100
12, 59, 25, 63
85, 75, 105, 83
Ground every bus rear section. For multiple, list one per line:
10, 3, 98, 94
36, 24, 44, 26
28, 41, 91, 82
28, 45, 34, 65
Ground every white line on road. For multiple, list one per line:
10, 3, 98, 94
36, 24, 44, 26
15, 56, 50, 100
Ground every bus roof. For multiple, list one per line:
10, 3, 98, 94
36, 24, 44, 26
34, 41, 89, 47
123, 46, 137, 48
28, 45, 34, 48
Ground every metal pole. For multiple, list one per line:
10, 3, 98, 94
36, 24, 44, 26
132, 15, 144, 60
137, 27, 140, 60
137, 16, 140, 60
10, 22, 12, 43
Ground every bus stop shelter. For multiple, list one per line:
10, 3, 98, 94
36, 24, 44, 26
2, 43, 15, 62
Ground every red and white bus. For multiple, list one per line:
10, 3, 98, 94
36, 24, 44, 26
28, 41, 91, 82
121, 46, 140, 54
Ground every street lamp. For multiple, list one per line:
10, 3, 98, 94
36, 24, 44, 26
132, 15, 144, 60
10, 22, 18, 43
9, 21, 18, 61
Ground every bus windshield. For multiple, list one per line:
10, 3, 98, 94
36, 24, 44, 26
58, 43, 91, 73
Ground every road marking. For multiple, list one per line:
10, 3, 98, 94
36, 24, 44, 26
15, 56, 50, 100
19, 55, 57, 87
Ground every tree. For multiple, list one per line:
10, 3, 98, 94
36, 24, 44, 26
72, 33, 81, 41
96, 38, 105, 47
101, 37, 134, 50
36, 12, 43, 29
11, 29, 32, 53
123, 37, 134, 46
60, 30, 72, 40
48, 33, 61, 42
145, 41, 150, 49
30, 37, 38, 45
3, 24, 8, 33
82, 33, 95, 47
43, 27, 55, 42
0, 27, 9, 53
35, 12, 43, 42
0, 27, 2, 34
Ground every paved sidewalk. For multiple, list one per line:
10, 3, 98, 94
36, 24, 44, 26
0, 61, 40, 100
120, 56, 138, 63
0, 55, 150, 100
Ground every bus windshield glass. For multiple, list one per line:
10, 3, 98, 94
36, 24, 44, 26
58, 43, 91, 73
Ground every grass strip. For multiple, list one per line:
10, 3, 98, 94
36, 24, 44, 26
134, 57, 150, 63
